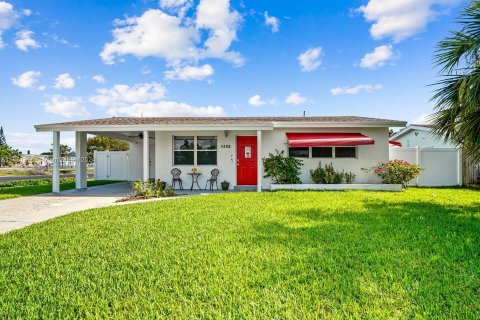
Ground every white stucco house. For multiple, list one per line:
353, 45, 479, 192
390, 124, 455, 148
34, 116, 406, 192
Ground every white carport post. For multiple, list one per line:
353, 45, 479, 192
75, 131, 87, 189
257, 130, 262, 192
143, 131, 149, 182
52, 131, 60, 193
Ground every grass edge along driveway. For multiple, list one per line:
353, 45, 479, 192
0, 188, 479, 318
0, 180, 116, 200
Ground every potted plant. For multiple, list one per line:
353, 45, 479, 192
156, 179, 166, 190
221, 180, 230, 190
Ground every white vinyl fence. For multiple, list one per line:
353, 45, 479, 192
389, 147, 462, 186
94, 151, 129, 181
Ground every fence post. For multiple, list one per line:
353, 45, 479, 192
457, 148, 462, 186
415, 146, 421, 186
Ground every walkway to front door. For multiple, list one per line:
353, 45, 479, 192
236, 136, 257, 185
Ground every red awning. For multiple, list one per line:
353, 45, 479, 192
389, 140, 402, 147
286, 133, 375, 147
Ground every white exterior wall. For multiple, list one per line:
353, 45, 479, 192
128, 140, 155, 181
261, 127, 388, 186
150, 127, 388, 189
395, 130, 455, 148
155, 130, 255, 189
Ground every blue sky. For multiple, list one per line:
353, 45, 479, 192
0, 0, 467, 153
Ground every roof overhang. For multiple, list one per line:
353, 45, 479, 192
273, 121, 406, 128
390, 125, 431, 140
34, 124, 275, 132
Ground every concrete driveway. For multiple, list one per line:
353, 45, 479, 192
0, 182, 131, 234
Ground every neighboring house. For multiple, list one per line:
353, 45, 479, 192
19, 154, 76, 168
390, 124, 455, 148
34, 116, 406, 192
19, 154, 50, 167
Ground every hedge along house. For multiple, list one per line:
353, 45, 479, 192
34, 116, 406, 192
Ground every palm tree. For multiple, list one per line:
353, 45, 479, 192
432, 1, 480, 161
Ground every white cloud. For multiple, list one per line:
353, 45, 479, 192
196, 0, 243, 64
42, 95, 90, 118
159, 0, 192, 18
164, 64, 214, 80
101, 0, 243, 70
159, 0, 191, 9
360, 44, 396, 69
330, 84, 382, 95
92, 74, 106, 84
0, 1, 19, 48
90, 81, 224, 116
358, 0, 461, 42
248, 94, 268, 107
15, 30, 39, 51
141, 66, 151, 75
53, 73, 75, 89
411, 113, 431, 124
11, 70, 41, 88
100, 10, 198, 65
264, 11, 279, 33
5, 131, 75, 154
285, 92, 307, 105
297, 47, 322, 72
90, 82, 167, 108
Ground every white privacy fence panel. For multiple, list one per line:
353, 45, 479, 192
389, 147, 461, 186
94, 151, 129, 181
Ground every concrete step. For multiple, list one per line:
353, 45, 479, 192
233, 185, 257, 191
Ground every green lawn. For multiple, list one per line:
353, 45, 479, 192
0, 189, 479, 318
0, 180, 115, 200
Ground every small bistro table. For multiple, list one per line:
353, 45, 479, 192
187, 172, 202, 191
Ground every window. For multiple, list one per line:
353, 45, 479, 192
289, 147, 309, 158
335, 146, 356, 158
197, 136, 217, 165
287, 146, 357, 158
173, 136, 217, 165
174, 136, 194, 165
312, 147, 333, 158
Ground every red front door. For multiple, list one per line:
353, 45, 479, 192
237, 136, 257, 185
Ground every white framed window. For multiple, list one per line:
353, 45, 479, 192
197, 136, 217, 165
288, 147, 309, 158
288, 146, 357, 159
312, 147, 333, 158
173, 136, 217, 165
173, 136, 194, 165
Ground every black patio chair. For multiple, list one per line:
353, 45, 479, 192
205, 168, 219, 190
171, 168, 183, 190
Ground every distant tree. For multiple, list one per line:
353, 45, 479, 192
87, 136, 129, 161
0, 126, 6, 146
0, 145, 21, 167
41, 144, 74, 157
0, 126, 21, 167
431, 1, 480, 161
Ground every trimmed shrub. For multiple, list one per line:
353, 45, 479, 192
131, 179, 175, 198
363, 159, 423, 188
263, 150, 303, 184
310, 162, 356, 184
0, 177, 75, 188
